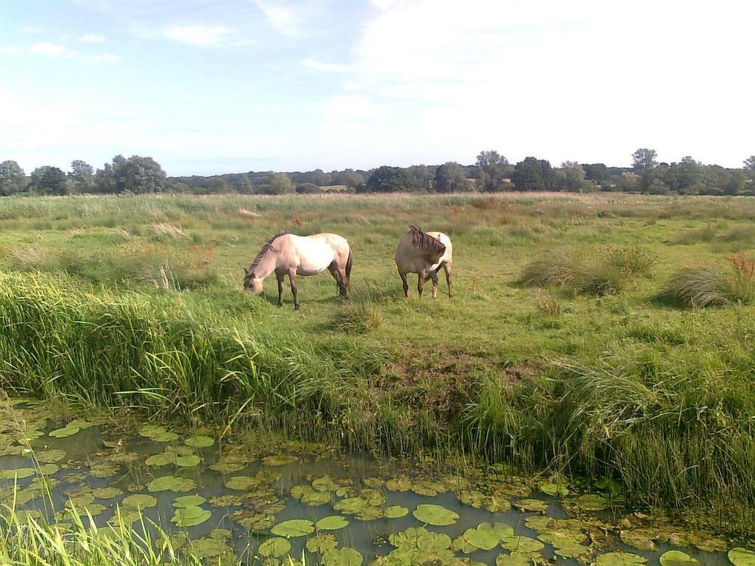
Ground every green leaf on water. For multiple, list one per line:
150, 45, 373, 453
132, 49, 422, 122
306, 534, 338, 554
145, 453, 174, 467
147, 475, 197, 493
499, 535, 544, 554
462, 524, 502, 550
174, 494, 207, 507
122, 494, 157, 508
92, 487, 123, 499
728, 548, 755, 566
35, 449, 67, 463
262, 454, 298, 466
224, 476, 257, 491
384, 505, 409, 519
171, 505, 212, 527
0, 468, 36, 480
620, 529, 659, 551
271, 519, 315, 537
540, 481, 569, 496
595, 551, 648, 565
496, 553, 535, 566
315, 515, 349, 531
259, 537, 291, 558
175, 454, 201, 468
513, 498, 548, 513
575, 494, 609, 511
184, 435, 214, 448
659, 550, 699, 566
49, 426, 80, 438
412, 503, 459, 526
321, 547, 363, 566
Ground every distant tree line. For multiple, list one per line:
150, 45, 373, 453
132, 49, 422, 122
2, 149, 754, 196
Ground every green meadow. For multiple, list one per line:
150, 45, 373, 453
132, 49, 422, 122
0, 192, 753, 539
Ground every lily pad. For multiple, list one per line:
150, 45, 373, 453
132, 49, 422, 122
463, 524, 502, 551
321, 547, 363, 566
659, 550, 699, 565
271, 519, 315, 538
145, 453, 174, 467
496, 553, 535, 566
316, 516, 349, 531
500, 535, 544, 554
595, 551, 648, 565
174, 495, 207, 507
171, 505, 212, 527
384, 505, 409, 519
184, 435, 215, 448
35, 449, 67, 463
259, 537, 291, 558
147, 475, 197, 493
49, 426, 80, 438
92, 487, 123, 499
575, 494, 609, 511
620, 529, 659, 551
540, 481, 569, 496
0, 468, 36, 480
262, 454, 298, 466
385, 475, 412, 491
412, 503, 459, 526
122, 494, 157, 509
728, 548, 755, 566
175, 454, 201, 468
513, 498, 548, 513
307, 533, 339, 554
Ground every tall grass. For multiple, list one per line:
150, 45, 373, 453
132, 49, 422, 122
656, 254, 755, 307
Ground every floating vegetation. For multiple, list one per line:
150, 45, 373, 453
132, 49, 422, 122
271, 519, 315, 537
659, 550, 699, 565
412, 503, 459, 526
0, 399, 747, 566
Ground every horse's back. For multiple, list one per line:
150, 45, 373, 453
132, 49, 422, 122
289, 233, 350, 274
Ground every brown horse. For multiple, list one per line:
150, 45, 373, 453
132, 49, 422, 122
394, 225, 453, 298
244, 232, 352, 310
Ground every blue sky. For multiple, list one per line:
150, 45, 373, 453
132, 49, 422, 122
1, 0, 753, 176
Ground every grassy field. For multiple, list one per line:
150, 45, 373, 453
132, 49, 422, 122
0, 192, 753, 536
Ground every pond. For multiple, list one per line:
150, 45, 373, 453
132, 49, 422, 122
0, 398, 750, 565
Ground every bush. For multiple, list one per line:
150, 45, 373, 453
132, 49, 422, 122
655, 255, 755, 307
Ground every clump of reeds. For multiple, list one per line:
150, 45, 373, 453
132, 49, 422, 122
655, 253, 755, 307
331, 303, 383, 333
519, 247, 651, 296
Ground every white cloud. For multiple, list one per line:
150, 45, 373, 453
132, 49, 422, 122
83, 53, 121, 63
162, 25, 233, 47
254, 0, 305, 38
301, 57, 350, 73
31, 43, 76, 58
0, 46, 23, 54
78, 33, 105, 43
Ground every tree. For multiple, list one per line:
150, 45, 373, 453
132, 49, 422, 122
632, 148, 657, 170
0, 160, 27, 195
512, 157, 554, 191
744, 156, 755, 170
407, 165, 433, 191
69, 160, 94, 193
434, 162, 470, 192
30, 166, 68, 195
475, 150, 509, 192
583, 163, 608, 183
239, 174, 254, 194
556, 161, 587, 192
362, 166, 414, 193
263, 172, 295, 194
121, 156, 168, 193
331, 169, 365, 189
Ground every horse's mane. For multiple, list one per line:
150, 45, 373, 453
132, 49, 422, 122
407, 225, 445, 252
248, 231, 290, 273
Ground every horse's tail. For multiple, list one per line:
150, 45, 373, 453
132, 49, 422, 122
345, 248, 353, 284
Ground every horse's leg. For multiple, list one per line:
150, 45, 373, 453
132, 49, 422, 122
429, 270, 439, 299
443, 263, 453, 298
398, 268, 409, 297
417, 270, 426, 298
328, 262, 347, 297
288, 268, 300, 311
276, 272, 285, 307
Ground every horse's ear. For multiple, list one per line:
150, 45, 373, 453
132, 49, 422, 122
409, 224, 420, 232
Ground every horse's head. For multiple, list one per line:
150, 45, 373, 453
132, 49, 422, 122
243, 268, 264, 295
427, 241, 446, 264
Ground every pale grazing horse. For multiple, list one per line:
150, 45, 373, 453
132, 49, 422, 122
244, 232, 352, 310
395, 225, 453, 298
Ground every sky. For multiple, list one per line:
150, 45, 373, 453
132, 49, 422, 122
1, 0, 754, 177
